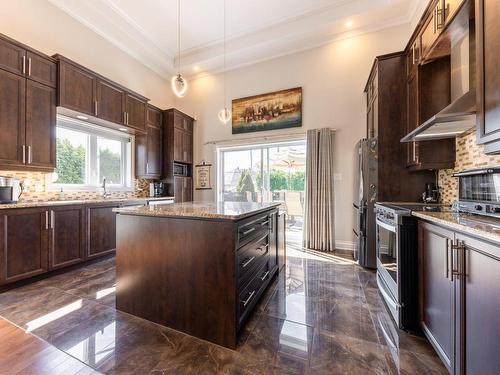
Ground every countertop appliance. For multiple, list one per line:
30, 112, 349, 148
149, 182, 168, 198
374, 202, 449, 330
353, 138, 378, 269
453, 167, 500, 218
422, 182, 440, 203
0, 176, 22, 204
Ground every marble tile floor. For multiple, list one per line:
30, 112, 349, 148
0, 244, 447, 374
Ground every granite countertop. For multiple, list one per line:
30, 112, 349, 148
0, 196, 175, 210
412, 211, 500, 244
114, 201, 282, 220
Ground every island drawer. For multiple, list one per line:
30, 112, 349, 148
236, 213, 271, 248
237, 260, 271, 327
237, 233, 269, 285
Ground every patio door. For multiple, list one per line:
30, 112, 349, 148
218, 140, 306, 225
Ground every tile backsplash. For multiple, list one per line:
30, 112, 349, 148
0, 170, 152, 202
438, 130, 500, 204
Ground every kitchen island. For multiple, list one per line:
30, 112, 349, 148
113, 201, 283, 349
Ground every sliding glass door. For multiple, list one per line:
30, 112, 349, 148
218, 140, 306, 224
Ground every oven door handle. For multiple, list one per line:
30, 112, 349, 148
376, 219, 397, 233
377, 273, 401, 311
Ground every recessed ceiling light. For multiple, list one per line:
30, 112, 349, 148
345, 20, 354, 28
118, 128, 128, 132
76, 115, 88, 120
193, 66, 200, 72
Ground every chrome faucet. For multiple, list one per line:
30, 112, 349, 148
102, 177, 111, 198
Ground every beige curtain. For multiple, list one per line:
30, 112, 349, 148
303, 128, 335, 251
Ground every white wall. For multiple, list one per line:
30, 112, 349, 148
176, 24, 411, 250
0, 0, 174, 108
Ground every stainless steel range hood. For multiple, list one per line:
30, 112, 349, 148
401, 3, 475, 143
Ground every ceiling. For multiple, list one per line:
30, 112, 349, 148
48, 0, 427, 79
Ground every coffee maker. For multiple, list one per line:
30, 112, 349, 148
422, 182, 440, 203
0, 176, 23, 203
149, 182, 167, 197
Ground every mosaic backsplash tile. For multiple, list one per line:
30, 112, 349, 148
438, 130, 500, 204
0, 170, 154, 202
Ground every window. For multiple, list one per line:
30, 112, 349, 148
50, 115, 132, 190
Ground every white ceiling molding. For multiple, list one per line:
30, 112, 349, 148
48, 0, 176, 77
48, 0, 428, 80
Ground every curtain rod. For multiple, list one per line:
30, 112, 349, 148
203, 128, 336, 146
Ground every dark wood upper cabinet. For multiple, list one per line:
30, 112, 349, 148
475, 0, 500, 154
25, 51, 57, 88
418, 222, 456, 374
87, 204, 119, 259
57, 58, 97, 116
97, 79, 126, 125
49, 206, 86, 270
0, 208, 49, 285
125, 93, 147, 131
0, 37, 25, 76
25, 80, 56, 170
0, 69, 25, 167
136, 105, 162, 179
444, 0, 466, 25
421, 0, 444, 59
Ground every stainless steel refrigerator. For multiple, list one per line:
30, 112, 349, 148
353, 138, 378, 269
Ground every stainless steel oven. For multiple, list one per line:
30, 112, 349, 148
454, 168, 500, 218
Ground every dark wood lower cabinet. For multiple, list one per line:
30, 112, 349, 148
419, 220, 500, 375
418, 222, 455, 374
0, 208, 48, 285
87, 204, 119, 259
49, 206, 85, 270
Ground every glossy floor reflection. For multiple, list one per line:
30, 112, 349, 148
0, 242, 447, 374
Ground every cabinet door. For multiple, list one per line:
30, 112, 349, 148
0, 38, 25, 76
476, 0, 500, 152
183, 177, 193, 202
147, 125, 162, 177
0, 69, 25, 167
183, 131, 193, 164
58, 61, 97, 116
97, 79, 125, 125
125, 93, 146, 131
146, 105, 162, 128
174, 176, 184, 203
419, 222, 455, 373
456, 233, 500, 375
87, 205, 118, 259
49, 207, 85, 270
421, 1, 444, 58
26, 52, 57, 88
0, 209, 49, 285
444, 0, 464, 25
173, 128, 184, 162
174, 112, 193, 133
25, 80, 56, 170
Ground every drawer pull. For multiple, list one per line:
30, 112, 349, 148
258, 244, 269, 251
240, 227, 255, 236
260, 271, 270, 281
241, 256, 255, 268
242, 290, 256, 307
260, 220, 270, 227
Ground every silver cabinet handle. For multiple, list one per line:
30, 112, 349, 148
123, 112, 126, 124
242, 290, 256, 307
45, 211, 49, 230
444, 239, 449, 279
241, 256, 255, 268
28, 146, 32, 164
260, 271, 270, 281
28, 57, 32, 76
146, 162, 149, 174
260, 220, 270, 227
22, 55, 26, 75
51, 210, 55, 229
126, 112, 129, 125
240, 227, 255, 236
22, 145, 26, 164
95, 100, 98, 116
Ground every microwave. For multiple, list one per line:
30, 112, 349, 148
173, 163, 188, 176
453, 168, 500, 218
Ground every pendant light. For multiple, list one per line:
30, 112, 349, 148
218, 0, 231, 124
171, 0, 187, 98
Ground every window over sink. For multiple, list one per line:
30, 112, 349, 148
48, 115, 133, 191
